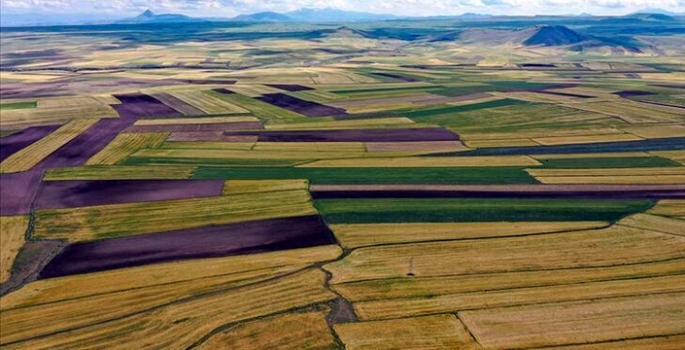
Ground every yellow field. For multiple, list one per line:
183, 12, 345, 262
33, 189, 316, 241
459, 292, 685, 349
198, 310, 337, 349
264, 117, 420, 131
330, 222, 609, 248
1, 268, 336, 349
159, 141, 255, 150
1, 100, 117, 129
0, 216, 28, 283
301, 156, 541, 168
528, 168, 685, 177
324, 226, 685, 284
228, 84, 285, 97
465, 138, 540, 148
351, 274, 685, 320
364, 141, 467, 153
1, 119, 99, 173
170, 91, 249, 115
44, 165, 196, 180
133, 116, 259, 125
648, 200, 685, 218
528, 167, 685, 184
623, 124, 685, 138
565, 100, 685, 123
532, 152, 651, 160
333, 258, 685, 303
531, 133, 642, 146
619, 213, 685, 236
651, 150, 685, 165
334, 314, 479, 350
222, 179, 309, 196
546, 334, 685, 350
86, 132, 169, 165
132, 148, 416, 161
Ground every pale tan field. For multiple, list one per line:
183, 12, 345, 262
198, 310, 337, 350
1, 99, 117, 129
159, 141, 255, 150
330, 222, 609, 248
334, 314, 479, 350
170, 91, 250, 115
565, 100, 685, 123
324, 226, 685, 284
459, 292, 685, 349
1, 269, 336, 349
531, 133, 643, 146
623, 124, 685, 138
0, 216, 29, 283
528, 167, 685, 184
648, 200, 685, 218
33, 189, 316, 241
133, 116, 258, 125
1, 119, 99, 173
465, 138, 540, 148
222, 179, 309, 196
301, 156, 541, 168
86, 132, 168, 165
44, 165, 196, 180
619, 213, 685, 236
263, 117, 420, 131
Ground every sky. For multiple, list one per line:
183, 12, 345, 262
2, 0, 685, 17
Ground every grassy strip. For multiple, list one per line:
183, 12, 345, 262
539, 157, 682, 169
0, 101, 37, 111
315, 198, 654, 224
401, 99, 529, 119
192, 166, 537, 185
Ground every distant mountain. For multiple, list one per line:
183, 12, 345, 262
231, 8, 399, 23
116, 9, 205, 24
635, 9, 685, 16
287, 8, 400, 22
625, 13, 679, 21
523, 25, 589, 46
232, 11, 291, 22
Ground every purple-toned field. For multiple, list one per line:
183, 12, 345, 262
370, 72, 419, 82
177, 79, 236, 85
112, 93, 182, 119
266, 84, 314, 92
0, 125, 60, 162
614, 90, 655, 98
125, 121, 263, 133
0, 170, 44, 215
34, 179, 225, 209
310, 184, 685, 199
535, 90, 594, 98
38, 215, 336, 278
223, 127, 460, 142
257, 93, 348, 117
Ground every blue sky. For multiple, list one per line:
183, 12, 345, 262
2, 0, 685, 17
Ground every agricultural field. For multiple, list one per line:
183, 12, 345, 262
1, 9, 685, 350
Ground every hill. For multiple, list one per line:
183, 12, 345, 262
523, 25, 590, 46
117, 10, 205, 24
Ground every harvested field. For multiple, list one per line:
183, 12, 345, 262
365, 141, 467, 153
330, 221, 609, 248
0, 100, 118, 129
167, 132, 258, 142
0, 125, 60, 162
264, 117, 418, 131
624, 124, 685, 139
210, 92, 306, 122
170, 91, 249, 115
619, 213, 685, 236
566, 100, 684, 123
334, 314, 478, 350
86, 132, 168, 165
44, 165, 196, 180
546, 335, 685, 350
1, 269, 336, 349
33, 188, 317, 240
303, 156, 539, 168
315, 198, 652, 224
224, 128, 459, 143
39, 215, 336, 277
198, 310, 336, 350
126, 121, 263, 133
311, 184, 685, 200
532, 133, 643, 146
324, 225, 685, 283
648, 200, 685, 218
256, 93, 348, 117
253, 142, 366, 153
1, 119, 99, 173
0, 170, 44, 215
459, 293, 685, 349
112, 93, 182, 119
34, 179, 225, 209
151, 93, 205, 116
222, 179, 309, 195
333, 258, 685, 303
265, 84, 314, 92
528, 167, 685, 184
134, 116, 259, 125
0, 216, 29, 283
465, 138, 540, 148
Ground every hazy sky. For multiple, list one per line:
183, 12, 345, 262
2, 0, 685, 17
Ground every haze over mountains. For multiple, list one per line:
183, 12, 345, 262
2, 7, 683, 27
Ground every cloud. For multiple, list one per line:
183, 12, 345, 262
2, 0, 684, 16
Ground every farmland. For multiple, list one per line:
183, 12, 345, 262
1, 11, 685, 350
